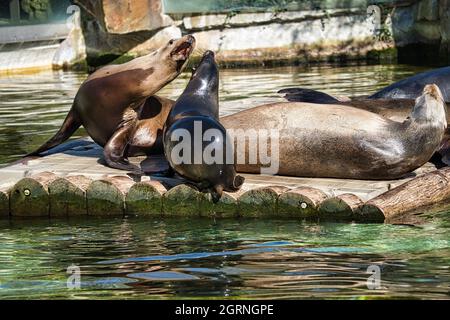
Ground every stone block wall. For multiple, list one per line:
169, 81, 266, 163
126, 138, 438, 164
75, 0, 394, 67
73, 0, 448, 67
391, 0, 450, 64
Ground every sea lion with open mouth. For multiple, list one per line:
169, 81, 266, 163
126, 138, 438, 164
27, 35, 196, 172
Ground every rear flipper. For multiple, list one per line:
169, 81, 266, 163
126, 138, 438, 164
440, 138, 450, 166
278, 88, 347, 104
26, 108, 81, 157
442, 153, 450, 166
430, 137, 450, 167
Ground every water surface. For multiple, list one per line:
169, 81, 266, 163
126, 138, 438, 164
0, 217, 449, 299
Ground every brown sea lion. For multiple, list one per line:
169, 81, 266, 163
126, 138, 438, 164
279, 67, 450, 166
220, 84, 447, 179
280, 89, 450, 166
163, 51, 244, 200
27, 35, 196, 172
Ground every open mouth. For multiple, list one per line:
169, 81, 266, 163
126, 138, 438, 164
171, 41, 193, 59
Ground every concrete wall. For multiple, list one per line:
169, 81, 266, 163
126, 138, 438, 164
2, 0, 447, 72
75, 0, 394, 67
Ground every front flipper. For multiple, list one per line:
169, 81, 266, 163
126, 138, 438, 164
103, 110, 142, 173
197, 182, 224, 203
149, 166, 175, 177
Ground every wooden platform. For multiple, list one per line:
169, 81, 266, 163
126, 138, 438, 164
0, 137, 440, 222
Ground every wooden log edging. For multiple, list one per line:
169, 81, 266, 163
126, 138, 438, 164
49, 175, 92, 217
1, 168, 448, 222
0, 185, 10, 217
238, 186, 289, 217
319, 193, 364, 221
10, 172, 57, 217
278, 187, 328, 219
86, 176, 134, 217
358, 167, 450, 224
126, 180, 167, 216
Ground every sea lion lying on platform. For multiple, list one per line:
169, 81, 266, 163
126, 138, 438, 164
27, 35, 196, 172
279, 67, 450, 165
163, 51, 244, 199
221, 84, 447, 179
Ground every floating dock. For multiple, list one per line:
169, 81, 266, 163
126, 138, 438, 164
1, 137, 448, 223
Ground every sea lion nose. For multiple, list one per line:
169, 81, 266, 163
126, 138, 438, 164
186, 35, 196, 44
204, 50, 215, 57
233, 175, 245, 189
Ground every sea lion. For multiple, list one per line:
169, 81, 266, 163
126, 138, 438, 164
280, 66, 450, 104
370, 66, 450, 102
163, 51, 244, 200
278, 67, 450, 166
27, 35, 196, 172
220, 84, 447, 179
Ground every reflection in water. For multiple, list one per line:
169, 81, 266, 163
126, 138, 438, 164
0, 218, 449, 299
0, 63, 428, 165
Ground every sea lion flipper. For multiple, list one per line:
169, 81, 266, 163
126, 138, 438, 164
278, 88, 343, 104
211, 185, 224, 203
26, 108, 81, 157
103, 116, 142, 173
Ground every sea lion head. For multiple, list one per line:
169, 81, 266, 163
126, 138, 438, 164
412, 84, 447, 130
159, 34, 196, 74
187, 50, 219, 97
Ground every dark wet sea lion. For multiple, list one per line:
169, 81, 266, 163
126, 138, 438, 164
370, 66, 450, 102
163, 51, 244, 199
281, 66, 450, 104
221, 84, 447, 179
27, 35, 196, 172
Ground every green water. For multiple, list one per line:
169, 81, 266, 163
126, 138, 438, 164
0, 63, 449, 299
0, 217, 449, 299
